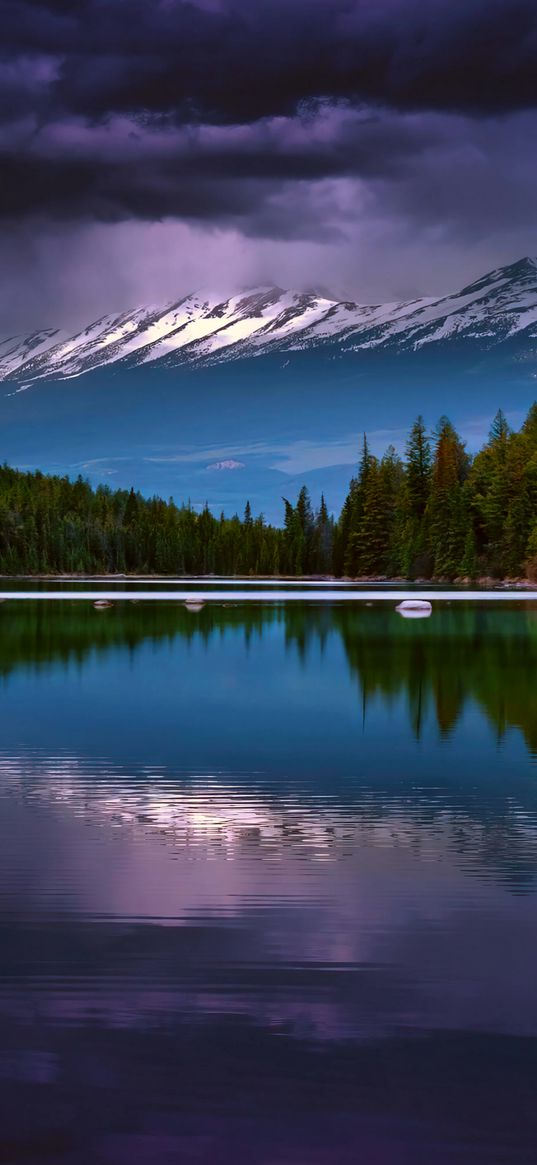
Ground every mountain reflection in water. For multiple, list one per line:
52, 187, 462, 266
0, 600, 536, 1164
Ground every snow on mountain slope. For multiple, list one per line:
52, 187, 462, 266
2, 258, 537, 383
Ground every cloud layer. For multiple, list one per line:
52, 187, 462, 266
4, 0, 537, 127
2, 1, 537, 327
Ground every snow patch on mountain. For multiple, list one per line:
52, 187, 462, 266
206, 459, 245, 471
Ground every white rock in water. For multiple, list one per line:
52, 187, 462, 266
93, 599, 114, 609
396, 599, 432, 619
184, 600, 205, 612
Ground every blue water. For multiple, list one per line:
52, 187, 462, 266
0, 600, 536, 1163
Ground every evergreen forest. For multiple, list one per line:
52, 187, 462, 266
1, 404, 536, 579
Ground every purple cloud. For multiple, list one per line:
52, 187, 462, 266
1, 1, 536, 327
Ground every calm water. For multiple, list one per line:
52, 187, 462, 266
1, 600, 537, 1164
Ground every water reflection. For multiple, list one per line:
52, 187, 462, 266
1, 600, 537, 748
1, 602, 537, 1162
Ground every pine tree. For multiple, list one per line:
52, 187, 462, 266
342, 435, 375, 576
332, 488, 353, 576
398, 417, 433, 578
124, 487, 139, 525
468, 408, 511, 575
522, 401, 537, 440
406, 416, 431, 518
295, 486, 315, 573
348, 459, 384, 575
379, 446, 404, 575
314, 494, 333, 573
345, 446, 404, 578
498, 404, 537, 576
427, 417, 469, 578
282, 497, 297, 575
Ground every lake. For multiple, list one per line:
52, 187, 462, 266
1, 597, 537, 1163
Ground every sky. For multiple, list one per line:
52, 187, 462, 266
2, 0, 537, 331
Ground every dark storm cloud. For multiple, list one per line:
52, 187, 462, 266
2, 0, 537, 126
1, 0, 537, 328
0, 0, 536, 228
0, 107, 444, 224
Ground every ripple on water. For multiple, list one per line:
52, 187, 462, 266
0, 604, 536, 1162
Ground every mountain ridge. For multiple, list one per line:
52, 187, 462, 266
2, 258, 537, 385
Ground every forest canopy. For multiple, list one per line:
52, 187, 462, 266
1, 404, 536, 579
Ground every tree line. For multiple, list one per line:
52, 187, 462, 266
0, 403, 536, 578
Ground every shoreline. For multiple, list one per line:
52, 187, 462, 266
0, 573, 534, 590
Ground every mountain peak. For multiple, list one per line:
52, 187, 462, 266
488, 256, 537, 280
510, 255, 537, 270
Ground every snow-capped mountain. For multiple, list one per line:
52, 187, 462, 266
2, 258, 537, 384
